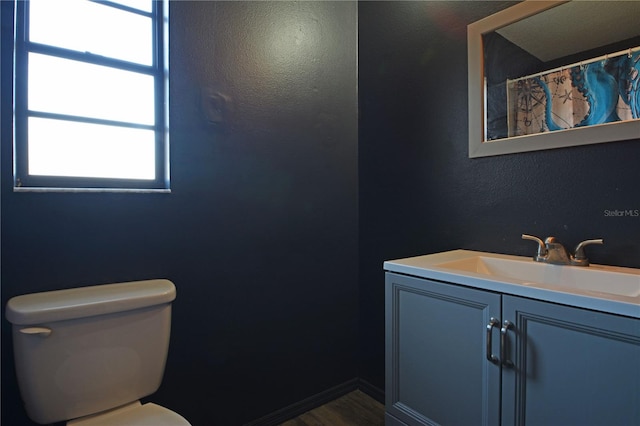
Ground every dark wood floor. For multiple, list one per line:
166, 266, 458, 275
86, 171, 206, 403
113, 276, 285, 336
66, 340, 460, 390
279, 390, 385, 426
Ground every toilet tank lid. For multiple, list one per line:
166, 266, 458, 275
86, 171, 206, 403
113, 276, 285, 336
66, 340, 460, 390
5, 279, 176, 325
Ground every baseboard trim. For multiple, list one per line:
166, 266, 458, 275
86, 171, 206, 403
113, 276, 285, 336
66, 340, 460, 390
243, 378, 359, 426
357, 378, 384, 404
244, 378, 386, 425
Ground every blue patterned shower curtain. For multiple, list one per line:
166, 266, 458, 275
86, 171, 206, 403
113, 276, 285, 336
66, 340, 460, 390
507, 49, 640, 137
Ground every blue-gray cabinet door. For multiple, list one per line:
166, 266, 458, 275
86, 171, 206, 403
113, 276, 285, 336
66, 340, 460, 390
385, 273, 501, 426
501, 295, 640, 426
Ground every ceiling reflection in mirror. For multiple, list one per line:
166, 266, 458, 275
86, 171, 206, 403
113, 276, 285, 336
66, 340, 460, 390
483, 1, 640, 142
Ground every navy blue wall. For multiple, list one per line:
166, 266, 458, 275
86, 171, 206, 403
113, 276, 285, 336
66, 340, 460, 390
1, 2, 358, 425
358, 1, 640, 391
3, 1, 640, 424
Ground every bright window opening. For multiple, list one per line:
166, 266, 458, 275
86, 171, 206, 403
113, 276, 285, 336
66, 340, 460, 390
13, 0, 169, 191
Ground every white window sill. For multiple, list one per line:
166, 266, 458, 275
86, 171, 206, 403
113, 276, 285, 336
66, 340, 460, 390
13, 187, 171, 194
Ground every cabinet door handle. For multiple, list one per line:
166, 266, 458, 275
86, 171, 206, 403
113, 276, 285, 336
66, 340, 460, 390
486, 317, 500, 364
500, 320, 514, 368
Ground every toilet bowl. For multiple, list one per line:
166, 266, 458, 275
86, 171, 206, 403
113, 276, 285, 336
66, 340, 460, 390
68, 401, 189, 426
6, 279, 191, 425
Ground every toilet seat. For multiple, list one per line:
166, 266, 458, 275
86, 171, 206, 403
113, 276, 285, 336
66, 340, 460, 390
67, 401, 191, 426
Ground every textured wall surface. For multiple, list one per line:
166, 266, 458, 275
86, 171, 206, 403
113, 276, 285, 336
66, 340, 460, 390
358, 1, 640, 391
1, 2, 358, 425
2, 1, 639, 424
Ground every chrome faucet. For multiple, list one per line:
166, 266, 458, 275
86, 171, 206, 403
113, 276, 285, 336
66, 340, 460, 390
521, 234, 603, 266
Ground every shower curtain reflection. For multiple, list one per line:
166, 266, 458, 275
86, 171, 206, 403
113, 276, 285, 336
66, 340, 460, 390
507, 48, 640, 137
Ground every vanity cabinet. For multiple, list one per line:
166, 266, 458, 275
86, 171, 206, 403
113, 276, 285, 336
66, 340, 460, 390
385, 272, 640, 426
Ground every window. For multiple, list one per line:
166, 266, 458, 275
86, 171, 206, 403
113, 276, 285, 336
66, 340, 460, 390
13, 0, 169, 191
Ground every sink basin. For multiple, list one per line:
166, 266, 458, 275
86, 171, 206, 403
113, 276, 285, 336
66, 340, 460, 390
436, 256, 640, 297
384, 249, 640, 318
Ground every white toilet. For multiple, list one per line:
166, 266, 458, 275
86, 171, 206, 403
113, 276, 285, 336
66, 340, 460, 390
5, 279, 191, 425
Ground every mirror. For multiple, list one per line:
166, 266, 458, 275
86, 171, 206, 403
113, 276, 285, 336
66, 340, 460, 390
468, 1, 640, 158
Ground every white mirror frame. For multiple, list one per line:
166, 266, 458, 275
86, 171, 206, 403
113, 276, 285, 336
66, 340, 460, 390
468, 0, 640, 158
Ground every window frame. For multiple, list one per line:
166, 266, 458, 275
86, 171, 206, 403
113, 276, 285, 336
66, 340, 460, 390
13, 0, 169, 192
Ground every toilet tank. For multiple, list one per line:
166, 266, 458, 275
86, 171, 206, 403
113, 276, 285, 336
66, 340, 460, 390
5, 279, 177, 425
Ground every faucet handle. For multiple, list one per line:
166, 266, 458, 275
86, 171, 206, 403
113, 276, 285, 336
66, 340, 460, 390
522, 234, 547, 261
572, 238, 603, 262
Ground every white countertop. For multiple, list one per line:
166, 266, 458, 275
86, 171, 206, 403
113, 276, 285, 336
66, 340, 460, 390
384, 250, 640, 319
